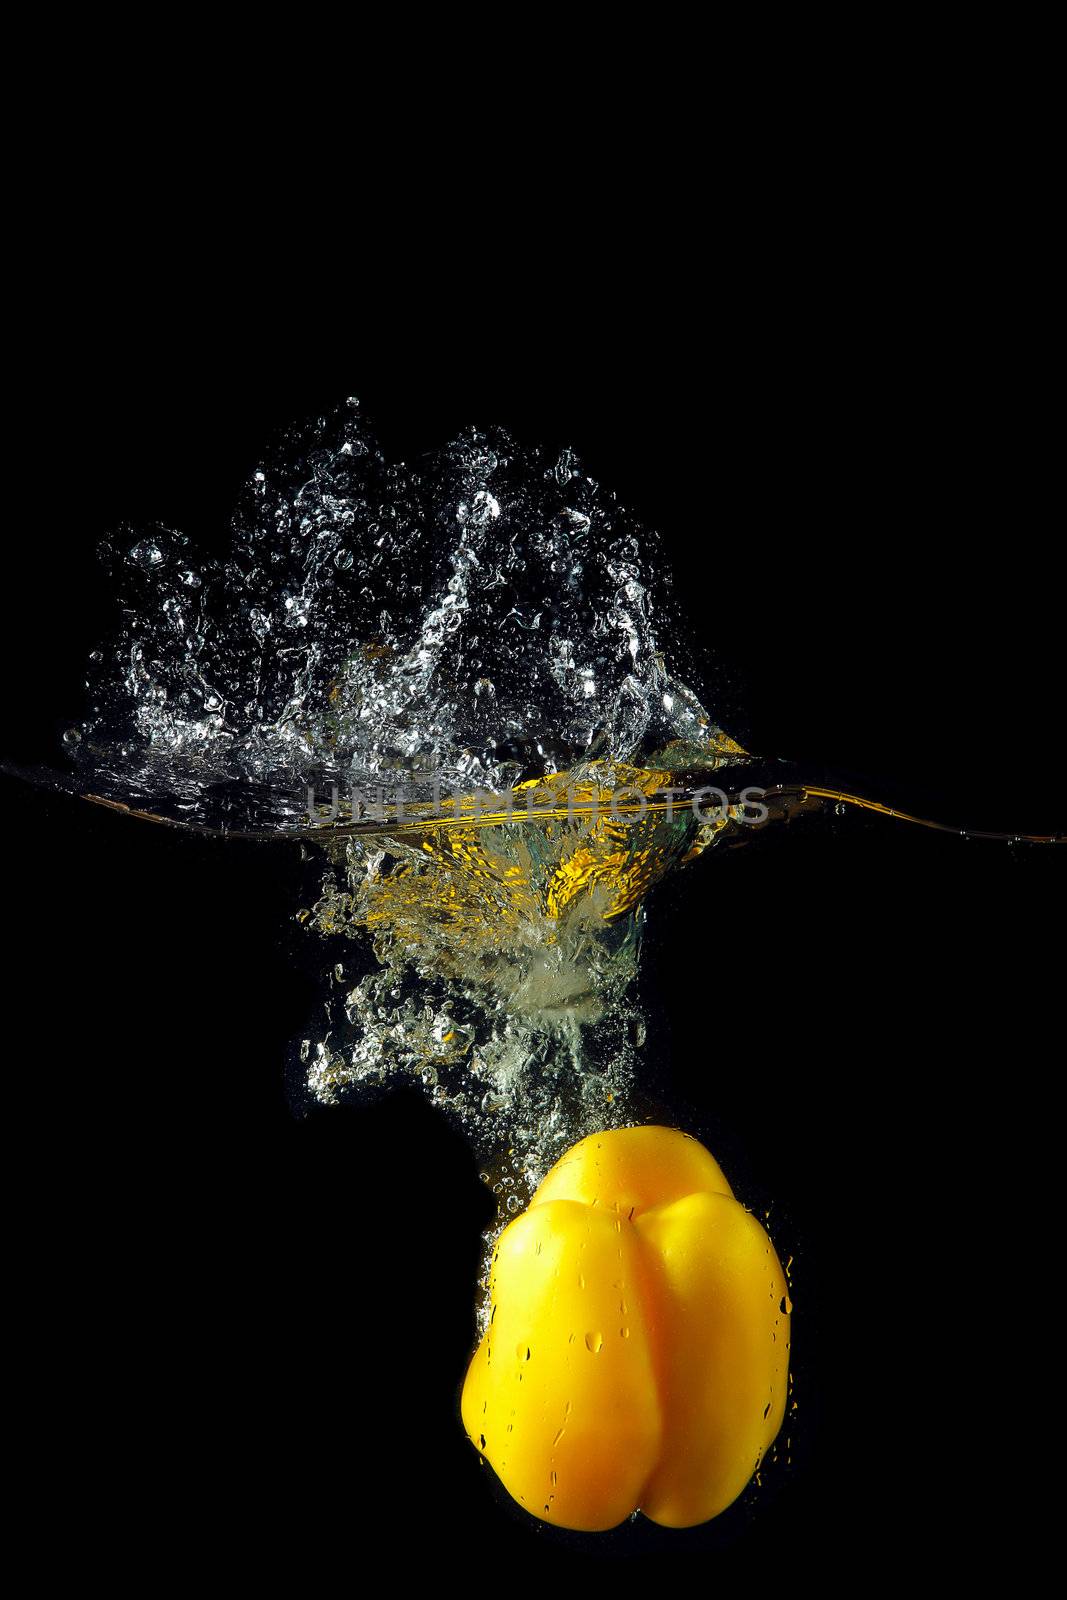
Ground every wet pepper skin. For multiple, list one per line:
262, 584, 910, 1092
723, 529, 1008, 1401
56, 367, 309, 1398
461, 1126, 790, 1530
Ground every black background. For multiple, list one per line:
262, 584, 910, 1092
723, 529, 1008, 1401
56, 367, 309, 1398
5, 183, 1063, 1581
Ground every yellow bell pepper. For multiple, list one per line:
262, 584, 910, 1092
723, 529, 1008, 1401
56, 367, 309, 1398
461, 1125, 791, 1530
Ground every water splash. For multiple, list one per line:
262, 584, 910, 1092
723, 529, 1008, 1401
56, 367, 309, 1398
78, 399, 736, 829
69, 399, 751, 1195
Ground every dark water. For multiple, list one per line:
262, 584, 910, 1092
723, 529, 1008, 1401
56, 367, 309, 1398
5, 357, 1062, 1576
